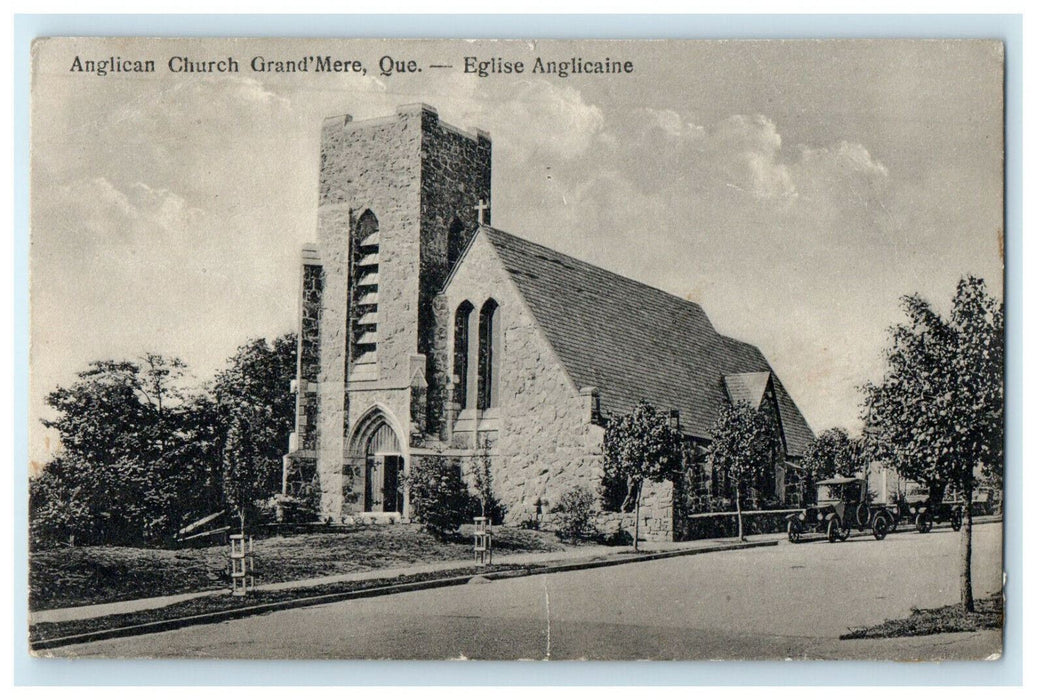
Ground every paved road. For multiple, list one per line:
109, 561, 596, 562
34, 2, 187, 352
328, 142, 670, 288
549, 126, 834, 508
52, 522, 1003, 660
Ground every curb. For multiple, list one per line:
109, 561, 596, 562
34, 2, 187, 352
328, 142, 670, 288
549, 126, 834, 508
31, 539, 775, 651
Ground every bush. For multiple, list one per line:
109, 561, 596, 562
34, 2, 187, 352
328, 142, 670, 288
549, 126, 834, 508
598, 525, 633, 547
470, 443, 505, 524
552, 486, 597, 543
408, 456, 473, 539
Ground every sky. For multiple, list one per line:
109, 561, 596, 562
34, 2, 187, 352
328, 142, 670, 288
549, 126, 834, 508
29, 37, 1005, 464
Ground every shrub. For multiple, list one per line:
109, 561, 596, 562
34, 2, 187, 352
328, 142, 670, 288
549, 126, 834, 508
470, 442, 505, 524
408, 456, 473, 539
552, 486, 597, 543
598, 525, 633, 547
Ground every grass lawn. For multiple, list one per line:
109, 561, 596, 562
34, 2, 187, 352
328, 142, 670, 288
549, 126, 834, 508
29, 524, 567, 611
840, 592, 1003, 639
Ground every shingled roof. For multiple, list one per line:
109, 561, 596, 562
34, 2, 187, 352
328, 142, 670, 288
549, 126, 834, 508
476, 225, 816, 457
724, 372, 771, 408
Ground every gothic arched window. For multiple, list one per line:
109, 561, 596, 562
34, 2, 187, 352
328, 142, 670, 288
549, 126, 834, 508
453, 301, 474, 408
477, 299, 500, 410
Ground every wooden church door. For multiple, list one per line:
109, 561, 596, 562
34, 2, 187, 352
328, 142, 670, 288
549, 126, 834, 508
383, 456, 404, 513
364, 421, 403, 513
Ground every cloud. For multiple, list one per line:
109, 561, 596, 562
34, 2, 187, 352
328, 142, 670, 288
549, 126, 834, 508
477, 80, 606, 164
38, 178, 207, 281
701, 114, 797, 200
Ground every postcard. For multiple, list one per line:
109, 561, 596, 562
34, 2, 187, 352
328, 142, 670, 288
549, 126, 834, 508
28, 36, 1005, 660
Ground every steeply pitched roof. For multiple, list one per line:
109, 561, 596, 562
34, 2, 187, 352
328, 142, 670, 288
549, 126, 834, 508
477, 225, 816, 456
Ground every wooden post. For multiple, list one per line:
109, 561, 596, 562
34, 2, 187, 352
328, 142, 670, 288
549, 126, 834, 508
735, 485, 745, 541
229, 534, 254, 596
473, 516, 492, 566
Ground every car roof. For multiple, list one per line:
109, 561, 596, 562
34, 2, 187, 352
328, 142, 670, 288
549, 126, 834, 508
815, 477, 863, 485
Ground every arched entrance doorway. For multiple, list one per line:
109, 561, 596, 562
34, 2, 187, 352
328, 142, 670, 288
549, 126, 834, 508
362, 420, 404, 513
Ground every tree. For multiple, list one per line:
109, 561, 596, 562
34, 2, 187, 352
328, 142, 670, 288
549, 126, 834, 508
213, 335, 298, 530
708, 402, 775, 541
35, 356, 202, 546
469, 437, 504, 524
222, 405, 279, 534
801, 427, 865, 495
602, 400, 684, 551
31, 335, 296, 549
211, 335, 297, 496
29, 454, 97, 548
862, 276, 1003, 612
138, 354, 189, 456
42, 360, 156, 466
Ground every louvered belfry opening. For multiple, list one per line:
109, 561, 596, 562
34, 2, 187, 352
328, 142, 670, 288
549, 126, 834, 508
352, 210, 380, 367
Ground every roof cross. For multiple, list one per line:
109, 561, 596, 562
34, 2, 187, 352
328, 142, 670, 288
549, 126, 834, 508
473, 199, 489, 226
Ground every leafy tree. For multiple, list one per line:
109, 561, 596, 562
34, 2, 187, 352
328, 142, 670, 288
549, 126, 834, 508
42, 360, 155, 466
138, 354, 189, 454
31, 336, 296, 549
34, 356, 202, 546
29, 454, 96, 548
211, 334, 297, 496
171, 394, 229, 521
222, 404, 279, 534
862, 276, 1003, 612
708, 402, 775, 541
800, 427, 865, 501
602, 400, 684, 551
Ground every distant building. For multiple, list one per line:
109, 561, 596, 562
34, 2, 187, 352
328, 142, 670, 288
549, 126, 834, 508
283, 104, 816, 541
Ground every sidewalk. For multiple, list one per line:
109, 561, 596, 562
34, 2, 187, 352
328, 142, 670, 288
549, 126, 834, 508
30, 532, 784, 625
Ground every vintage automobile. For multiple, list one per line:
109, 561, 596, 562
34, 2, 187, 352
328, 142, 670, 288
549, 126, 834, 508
786, 477, 893, 543
899, 485, 964, 532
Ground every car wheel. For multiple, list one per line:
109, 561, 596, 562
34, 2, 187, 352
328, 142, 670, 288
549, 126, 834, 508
787, 520, 801, 543
856, 502, 871, 529
872, 512, 890, 540
915, 512, 929, 533
828, 518, 849, 543
836, 522, 851, 542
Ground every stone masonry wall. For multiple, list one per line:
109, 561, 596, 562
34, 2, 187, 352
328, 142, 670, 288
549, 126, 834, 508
297, 259, 322, 453
314, 109, 421, 518
311, 105, 492, 521
284, 252, 323, 496
418, 110, 492, 433
441, 232, 676, 540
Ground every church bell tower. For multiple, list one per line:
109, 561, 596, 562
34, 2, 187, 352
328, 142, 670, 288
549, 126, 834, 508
284, 104, 492, 521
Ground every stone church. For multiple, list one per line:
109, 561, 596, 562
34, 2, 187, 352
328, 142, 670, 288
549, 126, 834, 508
282, 103, 815, 541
